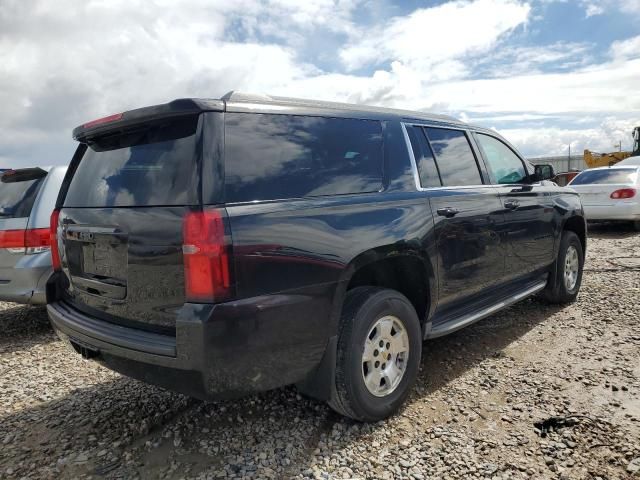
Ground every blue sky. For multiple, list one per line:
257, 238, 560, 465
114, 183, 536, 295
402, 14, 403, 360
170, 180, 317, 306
0, 0, 639, 167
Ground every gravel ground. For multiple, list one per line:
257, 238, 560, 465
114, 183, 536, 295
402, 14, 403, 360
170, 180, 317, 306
1, 224, 639, 480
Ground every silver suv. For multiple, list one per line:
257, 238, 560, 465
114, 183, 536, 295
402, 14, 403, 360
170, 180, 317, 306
0, 166, 66, 305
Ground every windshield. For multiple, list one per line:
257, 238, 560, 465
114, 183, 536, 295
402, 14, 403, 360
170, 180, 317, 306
64, 116, 200, 208
569, 168, 638, 186
0, 177, 45, 218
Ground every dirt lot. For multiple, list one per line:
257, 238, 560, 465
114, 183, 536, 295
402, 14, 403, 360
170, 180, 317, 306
1, 224, 639, 480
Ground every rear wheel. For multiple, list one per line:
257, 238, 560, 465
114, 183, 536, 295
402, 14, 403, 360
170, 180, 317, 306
330, 287, 422, 421
542, 230, 584, 304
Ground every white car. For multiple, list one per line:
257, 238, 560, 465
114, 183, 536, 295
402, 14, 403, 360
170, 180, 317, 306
568, 165, 640, 230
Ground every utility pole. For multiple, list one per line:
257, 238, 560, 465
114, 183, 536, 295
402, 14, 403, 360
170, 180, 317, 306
617, 141, 622, 152
568, 144, 571, 171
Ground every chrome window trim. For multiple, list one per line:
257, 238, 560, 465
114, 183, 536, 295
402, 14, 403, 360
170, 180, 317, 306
400, 122, 495, 192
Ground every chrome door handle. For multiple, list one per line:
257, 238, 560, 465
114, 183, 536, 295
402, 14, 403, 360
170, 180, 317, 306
504, 200, 520, 210
436, 207, 460, 218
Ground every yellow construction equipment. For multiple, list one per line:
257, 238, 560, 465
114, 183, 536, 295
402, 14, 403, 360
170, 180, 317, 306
584, 126, 640, 168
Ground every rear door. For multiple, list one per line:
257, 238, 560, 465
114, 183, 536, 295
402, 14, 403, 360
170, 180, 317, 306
58, 115, 202, 334
474, 133, 555, 279
407, 125, 505, 311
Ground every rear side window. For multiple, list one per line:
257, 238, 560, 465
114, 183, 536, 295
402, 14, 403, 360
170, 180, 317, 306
0, 177, 45, 219
224, 113, 383, 202
406, 126, 442, 188
64, 116, 200, 207
424, 128, 482, 186
570, 168, 638, 185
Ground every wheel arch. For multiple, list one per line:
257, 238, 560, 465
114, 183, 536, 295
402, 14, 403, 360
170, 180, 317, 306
561, 214, 587, 255
296, 244, 436, 402
335, 245, 437, 334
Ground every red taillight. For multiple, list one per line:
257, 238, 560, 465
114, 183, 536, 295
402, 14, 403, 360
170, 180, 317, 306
610, 188, 636, 199
25, 228, 51, 248
183, 209, 231, 303
0, 230, 27, 249
50, 209, 61, 271
0, 227, 51, 253
82, 112, 123, 129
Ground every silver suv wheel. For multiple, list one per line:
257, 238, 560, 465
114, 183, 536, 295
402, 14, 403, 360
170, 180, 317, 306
564, 245, 579, 291
361, 315, 409, 397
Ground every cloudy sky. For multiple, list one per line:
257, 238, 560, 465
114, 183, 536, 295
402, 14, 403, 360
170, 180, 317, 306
1, 0, 639, 167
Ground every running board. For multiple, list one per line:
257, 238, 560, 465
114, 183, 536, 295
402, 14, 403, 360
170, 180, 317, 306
426, 280, 547, 339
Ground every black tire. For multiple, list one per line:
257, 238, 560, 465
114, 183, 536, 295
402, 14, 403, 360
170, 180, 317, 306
633, 220, 640, 232
542, 230, 584, 304
329, 287, 422, 422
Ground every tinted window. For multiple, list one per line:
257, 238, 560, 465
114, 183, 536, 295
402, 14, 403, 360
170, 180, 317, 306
424, 128, 482, 186
64, 116, 199, 207
406, 126, 441, 188
476, 134, 526, 184
570, 168, 638, 185
0, 177, 45, 218
225, 113, 383, 202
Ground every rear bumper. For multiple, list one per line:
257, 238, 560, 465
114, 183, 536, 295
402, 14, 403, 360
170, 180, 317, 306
0, 254, 52, 305
48, 292, 334, 400
583, 203, 640, 221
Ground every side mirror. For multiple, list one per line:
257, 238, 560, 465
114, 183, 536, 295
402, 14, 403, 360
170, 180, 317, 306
534, 164, 555, 181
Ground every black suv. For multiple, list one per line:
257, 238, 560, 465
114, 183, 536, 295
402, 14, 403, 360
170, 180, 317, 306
47, 92, 586, 421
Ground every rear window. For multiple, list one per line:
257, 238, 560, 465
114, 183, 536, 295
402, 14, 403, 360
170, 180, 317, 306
423, 128, 483, 186
224, 113, 383, 203
405, 126, 442, 188
569, 168, 638, 186
0, 177, 45, 219
64, 116, 200, 207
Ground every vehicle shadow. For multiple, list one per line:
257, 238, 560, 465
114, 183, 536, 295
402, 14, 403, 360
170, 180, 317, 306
587, 221, 638, 239
417, 296, 564, 395
0, 295, 566, 479
0, 304, 55, 353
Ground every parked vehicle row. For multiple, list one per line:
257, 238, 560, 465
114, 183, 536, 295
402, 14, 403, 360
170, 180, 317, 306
37, 92, 587, 421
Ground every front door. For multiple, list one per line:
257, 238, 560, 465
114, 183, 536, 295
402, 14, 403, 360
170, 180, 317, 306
474, 133, 555, 281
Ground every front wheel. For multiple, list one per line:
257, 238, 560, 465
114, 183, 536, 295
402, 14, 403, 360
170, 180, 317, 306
542, 230, 584, 304
330, 287, 422, 422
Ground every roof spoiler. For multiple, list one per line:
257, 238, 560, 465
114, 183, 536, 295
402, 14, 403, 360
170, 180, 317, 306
1, 167, 48, 183
73, 98, 225, 142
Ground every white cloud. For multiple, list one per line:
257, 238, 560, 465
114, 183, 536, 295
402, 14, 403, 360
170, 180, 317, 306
584, 3, 605, 16
610, 34, 640, 60
498, 117, 640, 157
0, 0, 333, 166
340, 0, 531, 75
473, 42, 593, 77
580, 0, 640, 16
0, 0, 638, 167
420, 58, 640, 114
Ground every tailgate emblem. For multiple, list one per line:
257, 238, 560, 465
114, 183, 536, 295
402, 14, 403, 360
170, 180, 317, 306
75, 231, 94, 241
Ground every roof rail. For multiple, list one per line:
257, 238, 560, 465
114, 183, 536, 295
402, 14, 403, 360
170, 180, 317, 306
221, 91, 274, 103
